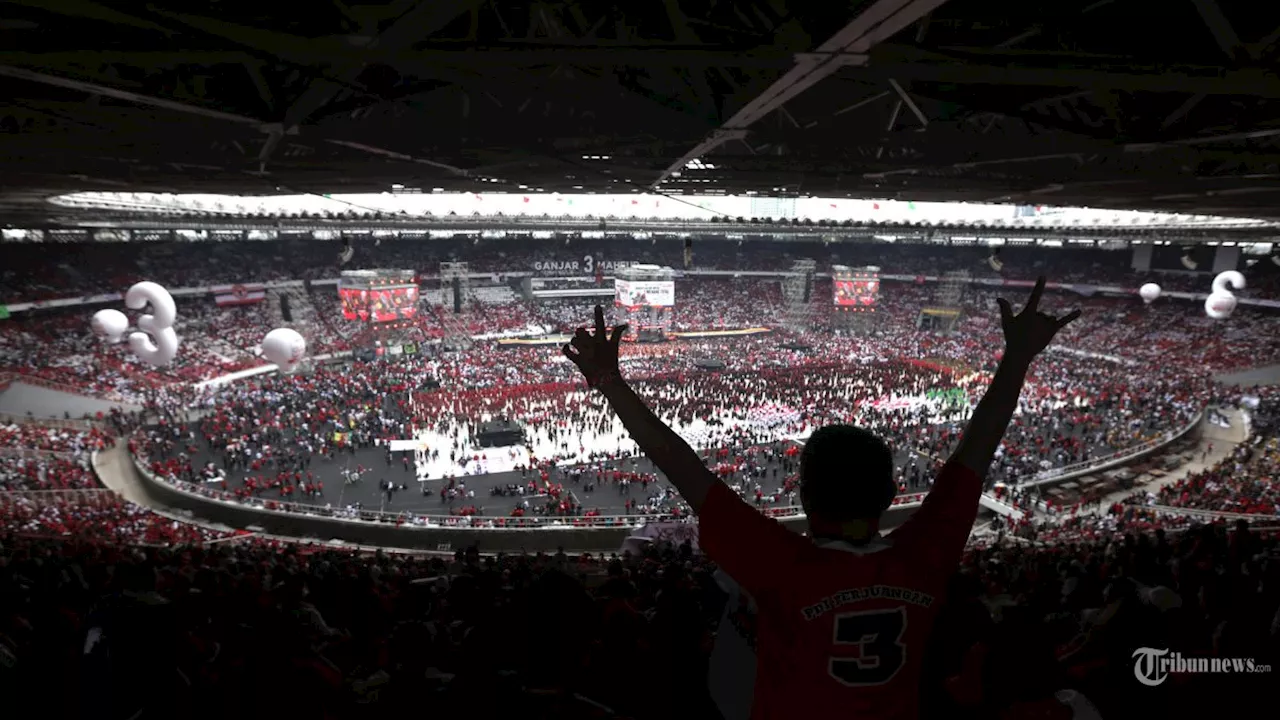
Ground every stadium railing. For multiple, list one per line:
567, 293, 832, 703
0, 411, 106, 430
0, 446, 90, 461
1131, 504, 1280, 521
127, 446, 933, 551
1022, 409, 1205, 488
0, 488, 118, 506
130, 409, 1205, 545
1, 372, 132, 404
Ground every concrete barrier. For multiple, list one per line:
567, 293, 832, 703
130, 451, 921, 551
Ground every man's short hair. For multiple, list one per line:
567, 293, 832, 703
799, 425, 896, 522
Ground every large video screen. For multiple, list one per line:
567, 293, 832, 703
615, 279, 675, 308
339, 284, 419, 322
833, 269, 879, 311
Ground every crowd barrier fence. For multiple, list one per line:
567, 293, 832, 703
0, 411, 107, 430
1023, 410, 1205, 488
130, 446, 934, 551
0, 446, 89, 461
1129, 504, 1280, 521
127, 398, 1204, 550
3, 372, 133, 405
0, 488, 119, 507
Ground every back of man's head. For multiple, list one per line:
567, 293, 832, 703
799, 425, 896, 532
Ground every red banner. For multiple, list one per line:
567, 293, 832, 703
211, 283, 267, 306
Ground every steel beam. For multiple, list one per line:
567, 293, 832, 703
0, 47, 800, 69
276, 0, 485, 161
0, 65, 271, 129
650, 0, 951, 187
888, 78, 928, 128
1190, 0, 1253, 61
6, 0, 172, 33
834, 90, 891, 116
1161, 93, 1205, 130
868, 47, 1280, 96
154, 1, 485, 138
661, 0, 718, 117
325, 140, 471, 176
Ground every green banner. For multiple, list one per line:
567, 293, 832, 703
925, 387, 967, 403
0, 305, 9, 320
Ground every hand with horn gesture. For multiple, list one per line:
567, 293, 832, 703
996, 276, 1081, 362
564, 305, 628, 389
949, 278, 1081, 479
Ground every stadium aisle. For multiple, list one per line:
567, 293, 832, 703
1077, 407, 1249, 514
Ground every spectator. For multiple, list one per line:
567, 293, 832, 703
561, 282, 1080, 719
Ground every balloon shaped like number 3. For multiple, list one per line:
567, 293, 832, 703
125, 281, 180, 366
1204, 271, 1245, 321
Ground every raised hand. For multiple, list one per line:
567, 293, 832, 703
996, 276, 1081, 361
563, 305, 628, 387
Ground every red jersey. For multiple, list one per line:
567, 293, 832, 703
700, 461, 981, 720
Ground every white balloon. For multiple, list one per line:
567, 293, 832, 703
90, 309, 129, 343
125, 281, 176, 328
1205, 290, 1237, 320
124, 281, 180, 366
262, 327, 307, 369
1211, 271, 1246, 295
1138, 283, 1161, 304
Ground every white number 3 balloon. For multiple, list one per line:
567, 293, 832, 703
125, 281, 180, 366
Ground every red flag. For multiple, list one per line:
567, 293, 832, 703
473, 194, 482, 201
873, 203, 880, 210
523, 196, 530, 203
631, 199, 639, 205
830, 203, 837, 209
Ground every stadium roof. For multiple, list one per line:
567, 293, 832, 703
3, 0, 1280, 223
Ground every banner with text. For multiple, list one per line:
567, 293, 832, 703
211, 283, 267, 306
615, 279, 675, 308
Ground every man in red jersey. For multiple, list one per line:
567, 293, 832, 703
564, 277, 1078, 719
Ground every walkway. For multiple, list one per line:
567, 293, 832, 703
1077, 407, 1250, 515
93, 441, 154, 506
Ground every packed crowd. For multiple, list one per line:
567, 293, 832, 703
5, 262, 1280, 406
1157, 386, 1280, 515
115, 338, 1208, 527
0, 412, 244, 546
2, 516, 1276, 719
0, 257, 1278, 717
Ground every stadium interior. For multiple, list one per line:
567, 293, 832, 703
2, 1, 1280, 718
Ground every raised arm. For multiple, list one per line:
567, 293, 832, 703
951, 277, 1081, 479
564, 306, 717, 512
894, 277, 1080, 559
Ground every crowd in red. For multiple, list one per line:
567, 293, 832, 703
5, 263, 1280, 405
1, 242, 1279, 718
1158, 386, 1280, 515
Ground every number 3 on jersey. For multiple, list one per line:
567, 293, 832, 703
829, 608, 907, 686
